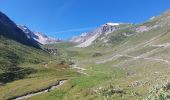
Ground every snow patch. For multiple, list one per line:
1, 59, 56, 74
106, 22, 120, 26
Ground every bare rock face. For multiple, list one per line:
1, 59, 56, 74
135, 26, 150, 33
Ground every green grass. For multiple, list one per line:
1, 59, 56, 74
27, 63, 126, 100
1, 10, 170, 100
0, 36, 51, 84
0, 62, 78, 99
0, 36, 79, 99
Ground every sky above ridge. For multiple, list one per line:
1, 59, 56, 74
0, 0, 170, 40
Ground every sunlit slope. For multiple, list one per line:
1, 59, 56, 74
0, 37, 79, 100
41, 10, 170, 100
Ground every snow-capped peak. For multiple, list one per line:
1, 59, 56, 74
17, 25, 31, 34
80, 32, 88, 37
150, 16, 156, 20
106, 22, 120, 26
71, 22, 123, 47
17, 25, 61, 44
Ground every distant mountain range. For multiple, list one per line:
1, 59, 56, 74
17, 25, 61, 45
70, 14, 163, 48
1, 9, 169, 49
0, 11, 61, 48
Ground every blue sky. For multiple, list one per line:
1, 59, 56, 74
0, 0, 170, 40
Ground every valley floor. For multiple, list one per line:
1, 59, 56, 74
1, 33, 170, 100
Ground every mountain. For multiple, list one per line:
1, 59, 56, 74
0, 11, 51, 84
65, 10, 170, 99
71, 10, 170, 48
1, 8, 170, 100
17, 25, 61, 44
70, 23, 131, 47
0, 11, 40, 48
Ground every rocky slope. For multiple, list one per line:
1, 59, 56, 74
70, 23, 131, 47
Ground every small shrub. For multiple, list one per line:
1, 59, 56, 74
92, 53, 102, 57
98, 85, 125, 99
0, 66, 36, 83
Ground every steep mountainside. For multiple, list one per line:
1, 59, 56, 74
0, 11, 40, 48
17, 25, 61, 44
0, 11, 50, 83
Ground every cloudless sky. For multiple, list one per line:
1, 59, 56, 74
0, 0, 170, 40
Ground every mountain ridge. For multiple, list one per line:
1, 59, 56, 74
70, 10, 170, 48
0, 11, 40, 48
70, 23, 132, 47
17, 25, 61, 44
